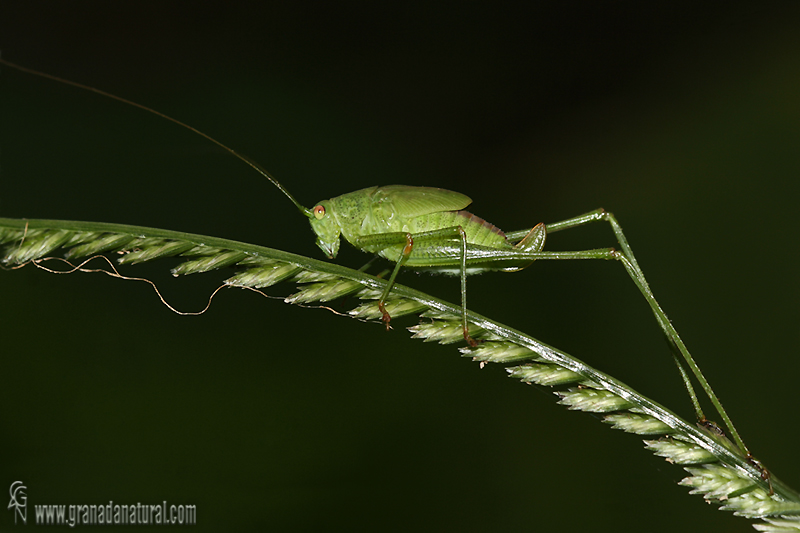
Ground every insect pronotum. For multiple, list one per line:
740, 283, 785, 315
0, 57, 760, 469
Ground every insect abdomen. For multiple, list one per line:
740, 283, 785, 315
455, 211, 508, 247
405, 210, 509, 249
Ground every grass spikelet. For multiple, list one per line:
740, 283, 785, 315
225, 262, 301, 288
462, 341, 542, 364
117, 240, 196, 264
171, 251, 248, 275
285, 279, 362, 304
0, 227, 20, 244
181, 244, 225, 257
603, 412, 673, 435
680, 463, 759, 501
231, 255, 274, 267
66, 233, 136, 258
123, 237, 167, 249
349, 298, 427, 320
419, 309, 460, 320
644, 439, 717, 465
3, 229, 72, 264
293, 270, 339, 283
719, 489, 794, 518
408, 319, 483, 344
753, 517, 800, 532
63, 231, 102, 248
356, 287, 383, 300
556, 387, 634, 412
680, 463, 800, 520
507, 363, 584, 386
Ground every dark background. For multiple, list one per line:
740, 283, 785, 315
1, 2, 799, 531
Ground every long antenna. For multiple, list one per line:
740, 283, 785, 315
0, 56, 314, 219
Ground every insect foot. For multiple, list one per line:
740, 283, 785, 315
378, 301, 393, 331
463, 325, 480, 347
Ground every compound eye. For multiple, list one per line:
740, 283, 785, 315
313, 205, 326, 219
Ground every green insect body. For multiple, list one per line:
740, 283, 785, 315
306, 184, 549, 345
309, 185, 544, 271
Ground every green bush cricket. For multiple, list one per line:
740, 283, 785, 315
1, 57, 766, 475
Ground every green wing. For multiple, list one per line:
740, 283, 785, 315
377, 185, 472, 218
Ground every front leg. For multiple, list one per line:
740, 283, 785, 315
355, 227, 478, 345
355, 231, 415, 330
